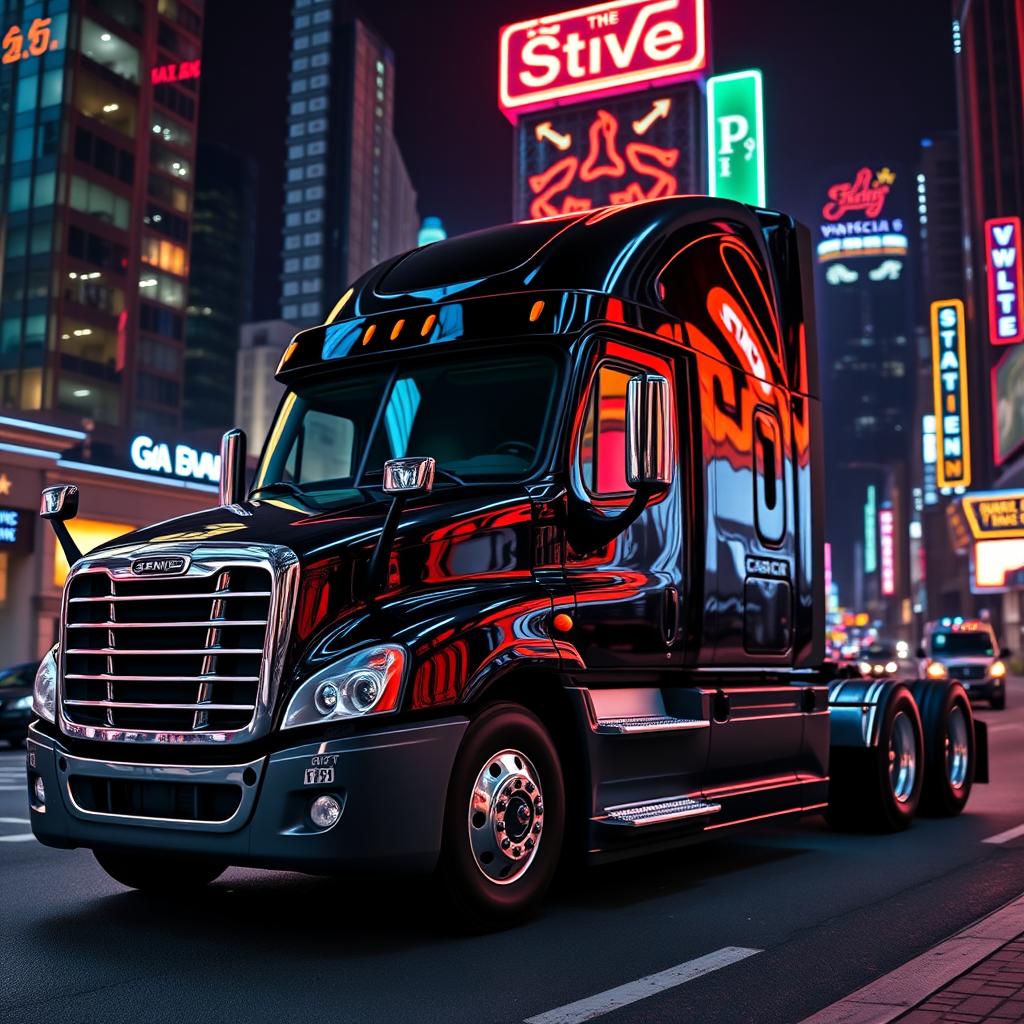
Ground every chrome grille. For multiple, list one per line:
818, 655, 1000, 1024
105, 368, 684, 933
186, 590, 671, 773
59, 543, 298, 744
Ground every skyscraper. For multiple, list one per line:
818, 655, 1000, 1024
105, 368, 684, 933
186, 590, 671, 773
185, 140, 256, 433
280, 4, 418, 326
0, 0, 203, 439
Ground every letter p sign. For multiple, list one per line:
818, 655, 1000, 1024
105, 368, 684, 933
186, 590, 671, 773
708, 69, 765, 207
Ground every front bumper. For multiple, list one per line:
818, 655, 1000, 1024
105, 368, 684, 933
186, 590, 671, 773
27, 716, 468, 874
955, 677, 1004, 700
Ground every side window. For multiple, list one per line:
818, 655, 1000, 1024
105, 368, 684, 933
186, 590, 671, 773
580, 364, 632, 496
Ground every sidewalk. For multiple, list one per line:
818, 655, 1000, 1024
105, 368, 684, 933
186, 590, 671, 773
898, 935, 1024, 1023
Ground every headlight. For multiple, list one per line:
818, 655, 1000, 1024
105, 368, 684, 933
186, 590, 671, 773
858, 661, 871, 675
926, 661, 948, 679
885, 661, 898, 674
990, 660, 1007, 678
11, 695, 32, 711
282, 644, 405, 730
32, 645, 57, 723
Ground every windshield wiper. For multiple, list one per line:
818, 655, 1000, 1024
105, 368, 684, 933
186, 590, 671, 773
248, 480, 308, 501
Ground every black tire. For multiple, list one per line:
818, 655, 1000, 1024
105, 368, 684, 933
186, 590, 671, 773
827, 685, 924, 832
94, 850, 226, 893
991, 691, 1007, 710
917, 682, 975, 817
437, 702, 565, 929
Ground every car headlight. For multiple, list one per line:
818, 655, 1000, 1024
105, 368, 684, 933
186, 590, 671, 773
990, 660, 1007, 678
282, 644, 405, 730
926, 661, 948, 679
858, 661, 871, 675
885, 661, 898, 674
11, 695, 32, 711
32, 645, 57, 723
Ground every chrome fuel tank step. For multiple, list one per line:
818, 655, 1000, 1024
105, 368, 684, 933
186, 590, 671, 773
594, 715, 710, 735
599, 795, 722, 827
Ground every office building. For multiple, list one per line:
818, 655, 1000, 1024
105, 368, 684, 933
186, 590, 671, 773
0, 0, 204, 439
235, 319, 294, 445
280, 5, 418, 326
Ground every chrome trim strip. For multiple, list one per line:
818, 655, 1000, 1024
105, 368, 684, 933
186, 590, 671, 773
59, 541, 300, 746
66, 648, 263, 656
67, 620, 269, 629
66, 673, 260, 683
69, 590, 272, 603
64, 700, 255, 711
60, 749, 265, 831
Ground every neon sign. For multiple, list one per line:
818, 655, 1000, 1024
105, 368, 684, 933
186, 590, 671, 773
707, 69, 765, 208
879, 505, 895, 596
931, 299, 971, 490
985, 217, 1024, 345
0, 508, 20, 546
822, 167, 893, 222
961, 491, 1024, 540
498, 0, 707, 122
517, 86, 700, 219
130, 435, 220, 483
151, 59, 201, 85
2, 17, 59, 65
864, 485, 877, 573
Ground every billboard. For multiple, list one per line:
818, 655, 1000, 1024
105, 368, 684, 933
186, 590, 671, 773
815, 166, 908, 286
985, 216, 1024, 345
498, 0, 708, 122
514, 83, 701, 220
931, 299, 971, 490
961, 490, 1024, 540
993, 343, 1024, 464
707, 69, 765, 207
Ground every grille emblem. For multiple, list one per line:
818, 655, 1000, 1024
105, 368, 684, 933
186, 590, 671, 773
131, 555, 191, 576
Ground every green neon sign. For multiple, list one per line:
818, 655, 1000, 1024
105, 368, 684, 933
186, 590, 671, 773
707, 69, 766, 207
864, 485, 877, 574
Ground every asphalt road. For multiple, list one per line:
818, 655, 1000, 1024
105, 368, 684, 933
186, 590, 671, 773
2, 681, 1023, 1024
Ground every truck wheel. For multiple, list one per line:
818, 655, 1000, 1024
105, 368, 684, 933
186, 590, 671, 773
919, 683, 975, 817
438, 702, 564, 928
827, 686, 923, 832
94, 850, 226, 893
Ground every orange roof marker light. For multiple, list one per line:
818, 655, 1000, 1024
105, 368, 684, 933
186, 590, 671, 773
362, 323, 376, 346
276, 339, 298, 375
390, 318, 406, 341
421, 313, 437, 337
326, 287, 354, 324
529, 300, 545, 322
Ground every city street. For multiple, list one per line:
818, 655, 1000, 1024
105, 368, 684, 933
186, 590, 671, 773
0, 681, 1022, 1024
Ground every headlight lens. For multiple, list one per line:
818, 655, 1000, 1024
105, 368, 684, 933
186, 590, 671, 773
926, 661, 948, 679
282, 644, 405, 730
885, 661, 898, 674
32, 645, 57, 723
990, 660, 1007, 678
858, 661, 871, 675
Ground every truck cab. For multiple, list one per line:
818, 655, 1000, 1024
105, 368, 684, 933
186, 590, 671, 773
27, 197, 985, 924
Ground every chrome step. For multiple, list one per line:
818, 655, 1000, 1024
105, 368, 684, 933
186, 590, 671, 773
601, 795, 722, 827
595, 715, 710, 735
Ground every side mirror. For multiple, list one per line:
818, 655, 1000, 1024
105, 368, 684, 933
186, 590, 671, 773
40, 485, 79, 522
916, 646, 926, 659
626, 374, 674, 488
219, 428, 247, 506
383, 456, 435, 496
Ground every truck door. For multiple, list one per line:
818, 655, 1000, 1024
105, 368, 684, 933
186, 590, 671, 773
563, 337, 686, 670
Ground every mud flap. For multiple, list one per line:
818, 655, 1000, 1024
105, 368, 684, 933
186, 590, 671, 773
975, 719, 990, 784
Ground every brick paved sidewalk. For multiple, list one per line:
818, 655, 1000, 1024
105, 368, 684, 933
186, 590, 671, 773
897, 935, 1024, 1023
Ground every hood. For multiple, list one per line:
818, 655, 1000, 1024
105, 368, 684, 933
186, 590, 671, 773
90, 483, 537, 569
936, 655, 996, 667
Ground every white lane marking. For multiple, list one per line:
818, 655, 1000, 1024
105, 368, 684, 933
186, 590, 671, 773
799, 892, 1024, 1024
987, 722, 1024, 733
0, 833, 34, 842
0, 785, 26, 792
524, 947, 761, 1024
983, 822, 1024, 845
0, 817, 29, 824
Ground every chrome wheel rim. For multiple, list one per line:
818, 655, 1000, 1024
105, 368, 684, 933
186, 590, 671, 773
888, 711, 917, 804
945, 704, 970, 791
468, 748, 544, 886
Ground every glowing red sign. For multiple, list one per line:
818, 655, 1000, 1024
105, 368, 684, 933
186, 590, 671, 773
498, 0, 707, 123
822, 167, 893, 222
986, 217, 1024, 346
527, 106, 680, 218
879, 506, 895, 597
151, 59, 200, 85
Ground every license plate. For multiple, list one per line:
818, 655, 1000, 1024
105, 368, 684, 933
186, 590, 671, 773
304, 767, 335, 785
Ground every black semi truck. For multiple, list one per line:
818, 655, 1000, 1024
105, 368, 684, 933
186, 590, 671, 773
27, 197, 986, 924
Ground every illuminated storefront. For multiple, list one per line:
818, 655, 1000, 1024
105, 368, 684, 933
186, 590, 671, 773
0, 415, 215, 665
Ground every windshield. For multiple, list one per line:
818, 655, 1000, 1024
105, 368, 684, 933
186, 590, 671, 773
863, 642, 896, 658
0, 663, 36, 688
930, 632, 995, 657
254, 347, 561, 502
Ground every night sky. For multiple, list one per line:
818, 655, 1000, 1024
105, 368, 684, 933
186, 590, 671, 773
200, 0, 958, 321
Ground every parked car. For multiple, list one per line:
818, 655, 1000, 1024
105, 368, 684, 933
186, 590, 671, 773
920, 618, 1009, 710
0, 661, 40, 747
858, 639, 915, 679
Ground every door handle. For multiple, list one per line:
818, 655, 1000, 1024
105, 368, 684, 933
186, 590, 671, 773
661, 586, 680, 645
